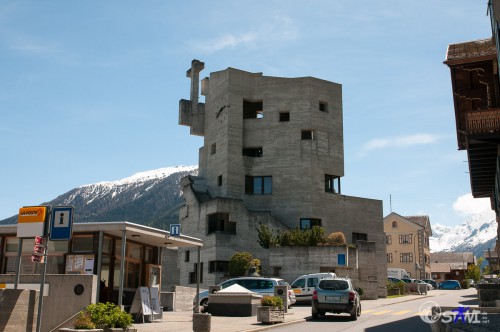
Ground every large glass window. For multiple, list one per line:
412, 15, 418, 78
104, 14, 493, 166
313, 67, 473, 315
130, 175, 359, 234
300, 218, 321, 230
245, 176, 272, 195
72, 236, 94, 252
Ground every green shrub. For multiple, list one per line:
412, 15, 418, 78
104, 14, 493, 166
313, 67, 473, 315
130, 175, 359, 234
355, 287, 364, 296
73, 311, 96, 330
229, 252, 254, 277
261, 296, 284, 309
460, 279, 470, 289
79, 302, 133, 329
386, 281, 405, 294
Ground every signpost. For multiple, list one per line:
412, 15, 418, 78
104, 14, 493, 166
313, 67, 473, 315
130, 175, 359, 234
49, 206, 74, 241
17, 206, 47, 238
170, 224, 181, 237
14, 205, 75, 332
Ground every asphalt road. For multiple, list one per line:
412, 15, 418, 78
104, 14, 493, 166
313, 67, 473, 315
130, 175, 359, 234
269, 288, 479, 332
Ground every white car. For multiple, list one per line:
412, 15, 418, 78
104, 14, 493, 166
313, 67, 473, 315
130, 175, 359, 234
291, 273, 337, 302
194, 276, 295, 309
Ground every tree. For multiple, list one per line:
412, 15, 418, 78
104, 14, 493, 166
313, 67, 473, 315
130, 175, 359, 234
257, 224, 275, 249
465, 264, 480, 282
229, 252, 254, 277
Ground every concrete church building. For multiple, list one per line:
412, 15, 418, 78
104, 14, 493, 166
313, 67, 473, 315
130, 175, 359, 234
166, 60, 386, 297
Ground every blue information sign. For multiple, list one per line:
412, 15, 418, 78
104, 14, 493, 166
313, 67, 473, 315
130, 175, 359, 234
170, 224, 181, 237
49, 206, 74, 241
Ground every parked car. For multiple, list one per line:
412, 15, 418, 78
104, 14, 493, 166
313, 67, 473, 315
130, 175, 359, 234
438, 280, 461, 290
285, 282, 297, 306
415, 279, 434, 291
291, 273, 336, 302
193, 276, 293, 309
421, 279, 438, 289
311, 277, 361, 320
387, 276, 403, 284
468, 279, 475, 287
401, 278, 414, 283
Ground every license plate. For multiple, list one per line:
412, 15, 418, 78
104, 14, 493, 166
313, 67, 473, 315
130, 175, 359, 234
326, 296, 340, 301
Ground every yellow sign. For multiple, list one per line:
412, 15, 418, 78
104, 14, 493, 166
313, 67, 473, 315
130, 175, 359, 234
18, 206, 47, 223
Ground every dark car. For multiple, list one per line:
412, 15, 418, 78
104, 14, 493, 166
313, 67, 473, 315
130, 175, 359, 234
438, 280, 461, 290
422, 279, 438, 289
311, 278, 361, 320
387, 276, 403, 283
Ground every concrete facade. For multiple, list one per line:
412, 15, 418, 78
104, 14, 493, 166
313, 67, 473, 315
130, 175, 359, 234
0, 274, 96, 332
174, 60, 386, 297
384, 213, 432, 279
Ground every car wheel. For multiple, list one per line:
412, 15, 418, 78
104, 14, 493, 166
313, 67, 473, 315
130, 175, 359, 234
312, 312, 319, 320
318, 310, 325, 317
455, 286, 460, 290
200, 298, 208, 307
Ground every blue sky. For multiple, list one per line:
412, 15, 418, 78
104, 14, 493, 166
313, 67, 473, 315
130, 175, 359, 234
0, 1, 495, 226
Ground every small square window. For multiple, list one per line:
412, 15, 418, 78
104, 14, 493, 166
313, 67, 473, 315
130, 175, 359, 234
279, 112, 290, 122
301, 130, 314, 140
211, 143, 216, 155
319, 101, 328, 112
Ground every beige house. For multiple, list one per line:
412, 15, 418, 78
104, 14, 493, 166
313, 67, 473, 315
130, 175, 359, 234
383, 213, 432, 279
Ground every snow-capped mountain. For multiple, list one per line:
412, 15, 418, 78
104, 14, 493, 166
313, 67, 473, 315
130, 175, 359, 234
0, 165, 198, 229
430, 211, 497, 257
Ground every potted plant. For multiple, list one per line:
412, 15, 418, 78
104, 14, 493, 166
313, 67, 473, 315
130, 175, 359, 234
257, 296, 285, 324
60, 302, 135, 332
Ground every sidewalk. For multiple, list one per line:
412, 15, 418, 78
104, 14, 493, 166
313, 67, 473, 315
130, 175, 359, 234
132, 292, 445, 332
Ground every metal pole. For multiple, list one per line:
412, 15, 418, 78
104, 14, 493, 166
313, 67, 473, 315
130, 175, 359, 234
195, 246, 201, 313
36, 207, 50, 332
96, 231, 104, 303
36, 239, 48, 332
14, 238, 23, 289
118, 230, 126, 309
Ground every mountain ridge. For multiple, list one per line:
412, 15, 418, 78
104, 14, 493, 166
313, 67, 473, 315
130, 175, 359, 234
0, 165, 198, 230
1, 165, 497, 258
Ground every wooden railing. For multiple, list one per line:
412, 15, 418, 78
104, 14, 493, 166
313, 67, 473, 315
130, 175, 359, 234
466, 109, 500, 134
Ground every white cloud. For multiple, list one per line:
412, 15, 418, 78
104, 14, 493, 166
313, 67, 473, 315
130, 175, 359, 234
361, 133, 439, 152
192, 15, 298, 54
453, 193, 492, 216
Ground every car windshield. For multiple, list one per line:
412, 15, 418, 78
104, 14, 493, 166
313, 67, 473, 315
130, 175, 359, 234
318, 280, 349, 290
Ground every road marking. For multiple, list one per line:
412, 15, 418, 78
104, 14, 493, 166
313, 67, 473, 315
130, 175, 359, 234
372, 310, 393, 316
393, 310, 412, 315
363, 309, 375, 313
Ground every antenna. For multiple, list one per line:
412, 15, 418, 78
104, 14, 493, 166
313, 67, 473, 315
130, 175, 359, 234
390, 194, 392, 213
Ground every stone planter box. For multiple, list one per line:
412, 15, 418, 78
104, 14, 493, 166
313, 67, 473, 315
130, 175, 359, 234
257, 306, 284, 324
387, 288, 400, 296
60, 327, 136, 332
477, 284, 500, 307
59, 329, 104, 332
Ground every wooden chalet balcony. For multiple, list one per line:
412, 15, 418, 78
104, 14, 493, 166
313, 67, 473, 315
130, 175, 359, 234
466, 108, 500, 134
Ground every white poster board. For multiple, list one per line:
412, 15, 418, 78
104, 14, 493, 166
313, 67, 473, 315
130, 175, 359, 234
150, 286, 162, 317
130, 287, 152, 316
